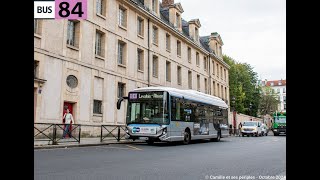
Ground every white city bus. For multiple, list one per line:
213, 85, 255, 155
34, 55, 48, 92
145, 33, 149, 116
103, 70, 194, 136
117, 87, 229, 145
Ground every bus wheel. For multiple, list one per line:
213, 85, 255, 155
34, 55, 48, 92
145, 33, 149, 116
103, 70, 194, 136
183, 131, 191, 145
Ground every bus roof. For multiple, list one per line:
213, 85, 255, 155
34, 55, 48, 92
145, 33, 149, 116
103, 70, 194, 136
130, 87, 228, 109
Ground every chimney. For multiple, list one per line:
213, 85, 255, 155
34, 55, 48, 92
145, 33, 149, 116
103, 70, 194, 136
188, 19, 201, 43
162, 0, 174, 7
207, 32, 224, 58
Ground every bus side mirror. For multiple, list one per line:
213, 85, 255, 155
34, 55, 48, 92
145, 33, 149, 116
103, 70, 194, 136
117, 97, 128, 110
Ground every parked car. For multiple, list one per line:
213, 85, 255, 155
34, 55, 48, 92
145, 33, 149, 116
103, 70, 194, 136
261, 123, 268, 136
241, 121, 262, 137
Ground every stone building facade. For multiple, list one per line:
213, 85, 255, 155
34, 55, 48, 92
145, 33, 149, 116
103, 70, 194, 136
34, 0, 230, 125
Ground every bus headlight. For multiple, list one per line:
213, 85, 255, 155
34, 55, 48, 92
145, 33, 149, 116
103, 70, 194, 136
162, 127, 167, 135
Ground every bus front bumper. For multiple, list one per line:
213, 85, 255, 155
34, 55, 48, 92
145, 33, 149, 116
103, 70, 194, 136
125, 131, 170, 142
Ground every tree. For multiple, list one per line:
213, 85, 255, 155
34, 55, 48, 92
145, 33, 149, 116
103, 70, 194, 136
259, 86, 280, 115
224, 55, 261, 117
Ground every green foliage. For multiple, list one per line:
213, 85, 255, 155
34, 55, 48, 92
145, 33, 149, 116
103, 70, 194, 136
259, 86, 281, 116
224, 55, 260, 116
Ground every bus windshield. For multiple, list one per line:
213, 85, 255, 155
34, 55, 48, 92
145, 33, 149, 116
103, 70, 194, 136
126, 91, 169, 125
275, 117, 286, 123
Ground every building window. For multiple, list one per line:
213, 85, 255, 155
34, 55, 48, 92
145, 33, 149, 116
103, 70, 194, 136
93, 77, 103, 114
166, 61, 171, 82
177, 40, 181, 57
195, 27, 199, 41
283, 96, 286, 103
217, 83, 220, 97
152, 26, 158, 45
284, 104, 286, 110
278, 81, 282, 86
283, 88, 286, 93
270, 82, 274, 86
197, 75, 200, 91
277, 88, 280, 93
66, 75, 78, 89
220, 67, 223, 79
215, 42, 218, 55
119, 6, 127, 28
212, 81, 216, 96
152, 0, 158, 13
216, 64, 219, 77
224, 69, 226, 81
96, 0, 106, 16
137, 48, 144, 71
204, 78, 208, 94
67, 20, 80, 47
204, 57, 207, 71
152, 55, 158, 77
212, 61, 215, 75
219, 46, 222, 57
34, 61, 39, 78
196, 52, 200, 66
118, 83, 126, 98
188, 71, 192, 89
176, 13, 180, 28
188, 47, 191, 63
95, 31, 105, 57
166, 33, 171, 51
93, 100, 102, 114
34, 19, 41, 35
137, 17, 144, 37
225, 87, 227, 102
221, 85, 224, 100
118, 41, 126, 65
177, 66, 182, 85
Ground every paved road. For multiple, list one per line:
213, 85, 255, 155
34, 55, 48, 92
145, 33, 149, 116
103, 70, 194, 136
34, 135, 286, 180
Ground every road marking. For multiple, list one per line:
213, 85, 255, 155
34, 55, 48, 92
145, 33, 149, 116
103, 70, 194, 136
126, 145, 142, 151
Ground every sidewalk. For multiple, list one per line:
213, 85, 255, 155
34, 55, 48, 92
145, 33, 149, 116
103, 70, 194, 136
34, 137, 144, 149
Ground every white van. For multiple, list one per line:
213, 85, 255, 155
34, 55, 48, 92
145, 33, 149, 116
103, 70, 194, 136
241, 121, 262, 137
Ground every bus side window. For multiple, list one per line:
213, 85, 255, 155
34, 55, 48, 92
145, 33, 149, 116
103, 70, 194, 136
171, 97, 182, 121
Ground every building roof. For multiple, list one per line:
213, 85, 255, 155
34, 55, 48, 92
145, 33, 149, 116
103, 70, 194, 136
130, 0, 222, 59
130, 87, 228, 109
262, 80, 286, 87
200, 36, 214, 54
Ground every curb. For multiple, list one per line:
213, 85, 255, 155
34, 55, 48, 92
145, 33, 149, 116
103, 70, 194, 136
34, 140, 144, 150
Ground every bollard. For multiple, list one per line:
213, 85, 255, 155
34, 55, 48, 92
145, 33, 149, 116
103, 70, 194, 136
100, 125, 103, 142
78, 125, 81, 144
117, 126, 120, 142
53, 124, 57, 145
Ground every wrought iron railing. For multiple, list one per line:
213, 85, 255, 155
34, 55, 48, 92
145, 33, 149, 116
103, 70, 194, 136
34, 123, 127, 145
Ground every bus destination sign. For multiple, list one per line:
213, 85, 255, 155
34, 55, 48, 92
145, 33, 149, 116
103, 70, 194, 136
129, 92, 164, 100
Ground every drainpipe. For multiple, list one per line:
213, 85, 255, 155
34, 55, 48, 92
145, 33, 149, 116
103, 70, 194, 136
147, 18, 150, 87
208, 54, 211, 95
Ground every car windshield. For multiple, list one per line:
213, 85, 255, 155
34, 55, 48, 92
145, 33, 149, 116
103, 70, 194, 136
243, 122, 257, 126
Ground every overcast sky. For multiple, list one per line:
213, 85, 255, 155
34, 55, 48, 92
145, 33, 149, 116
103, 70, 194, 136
174, 0, 286, 81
